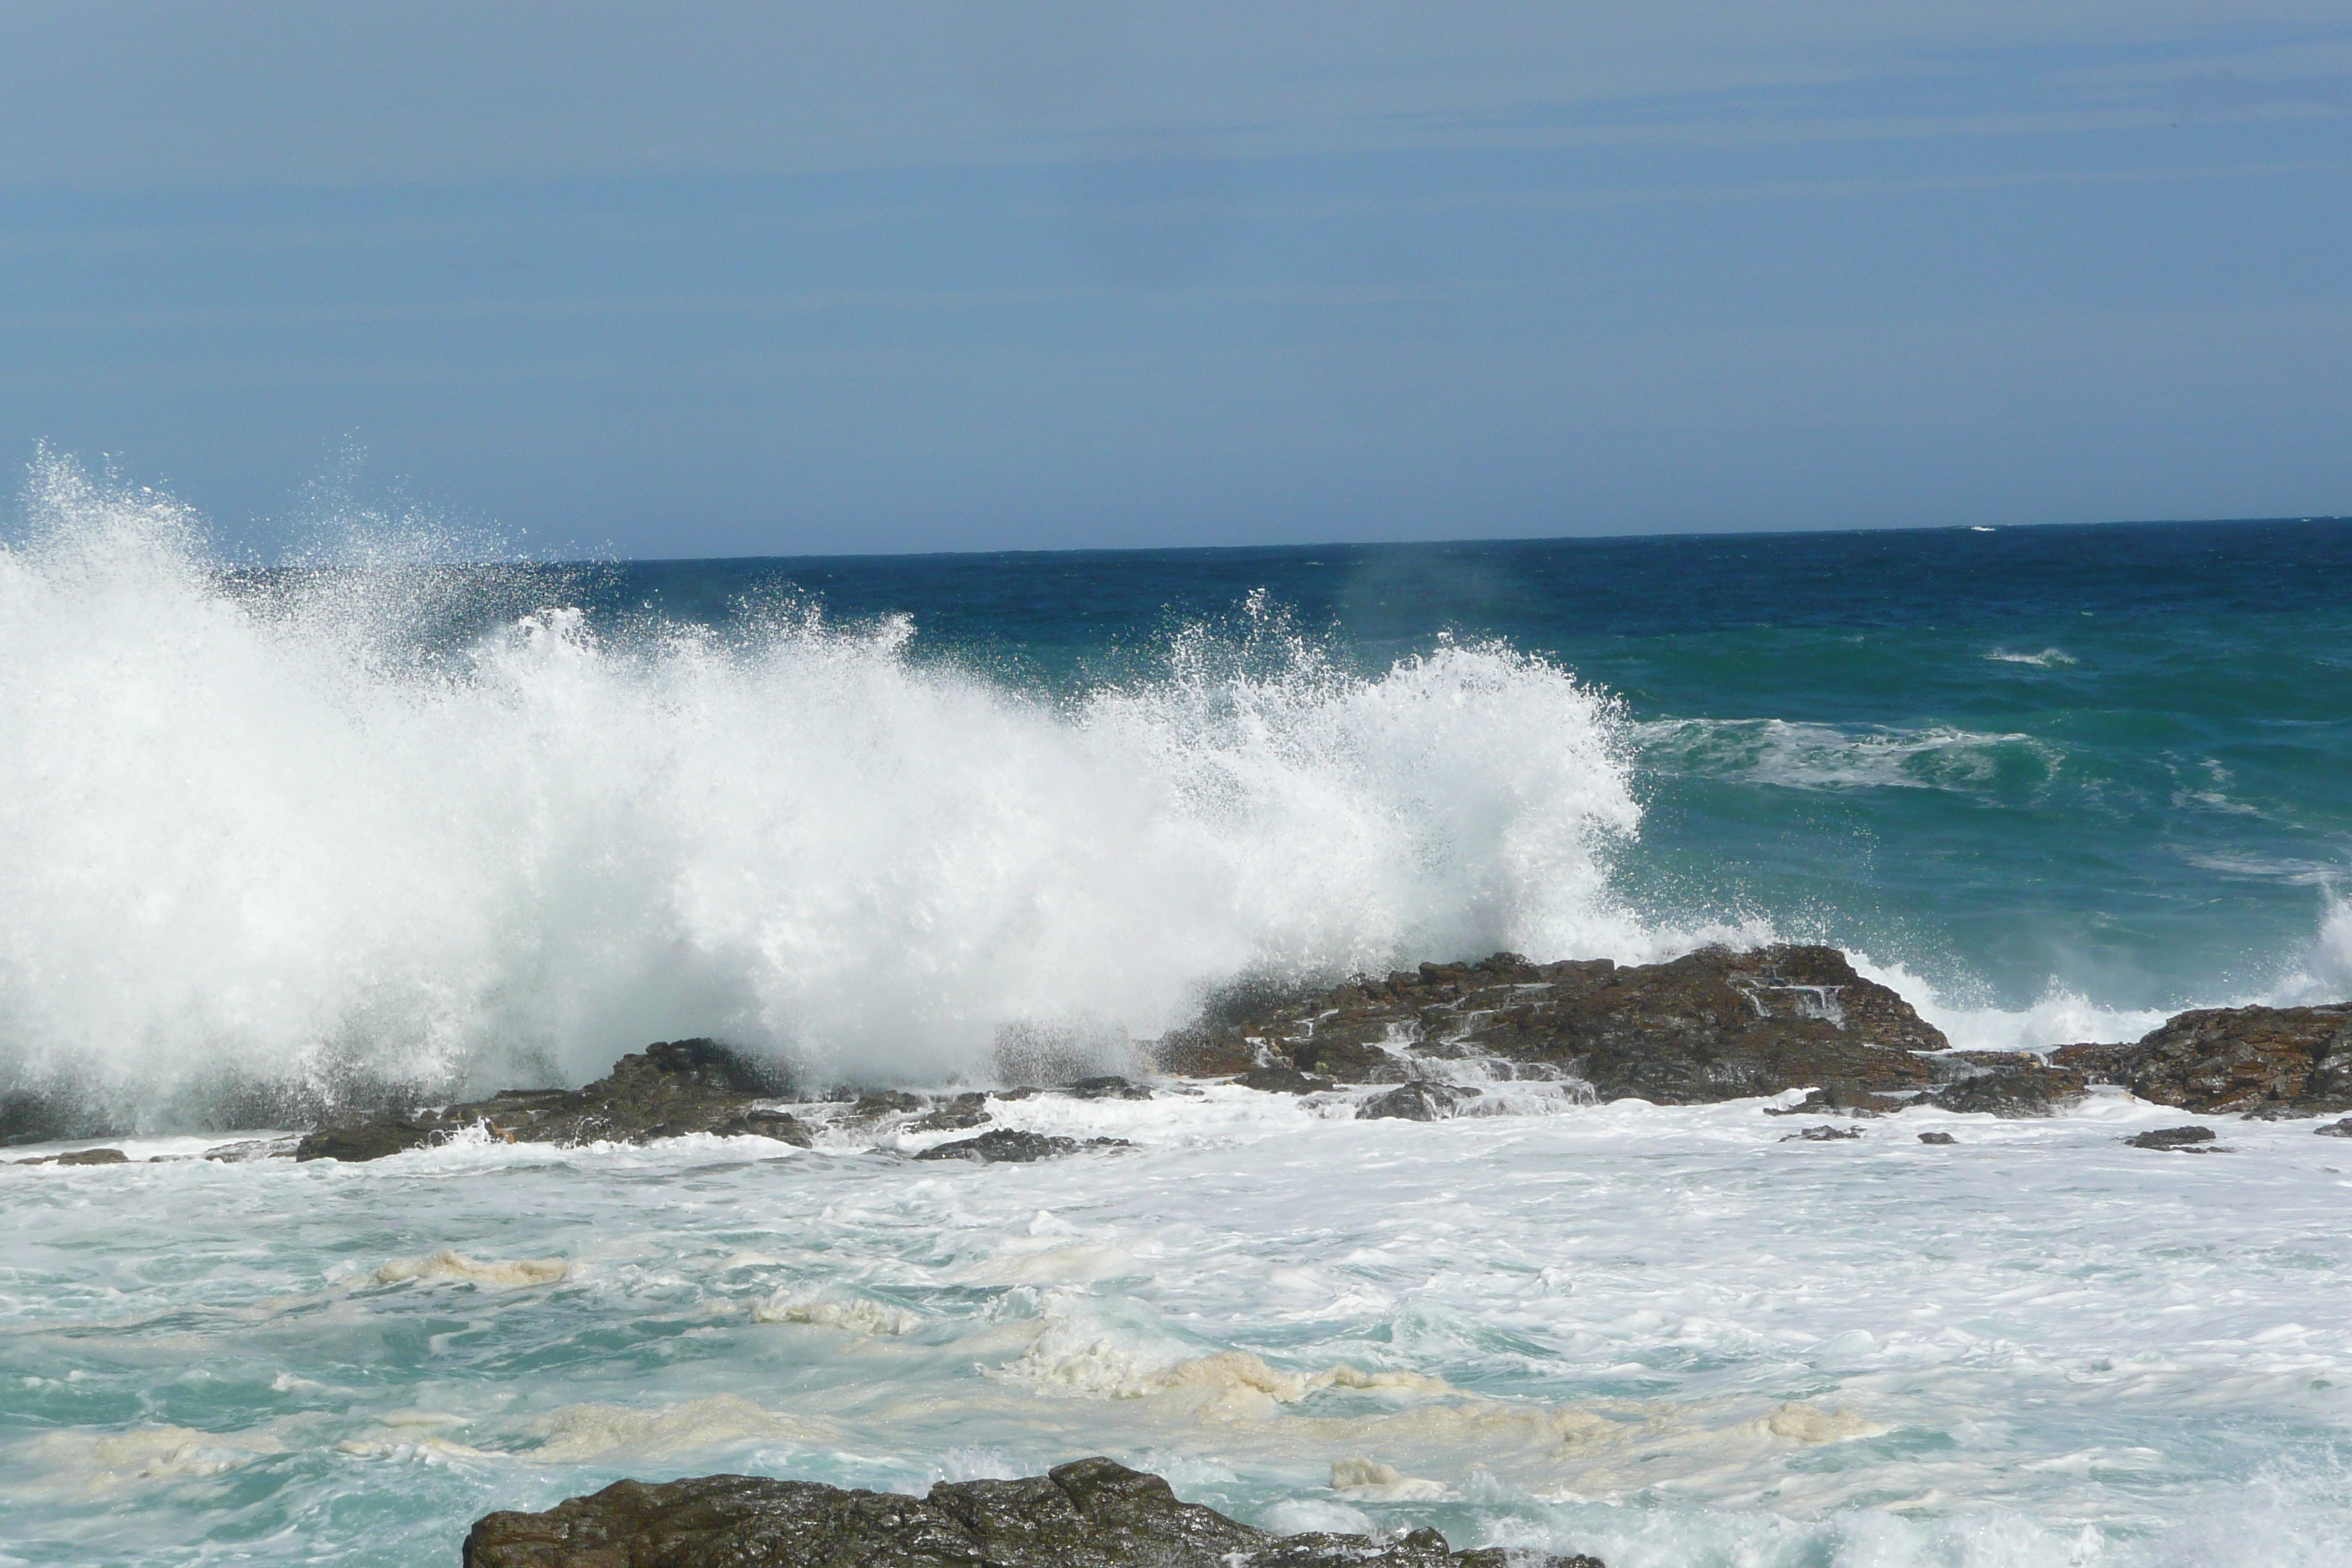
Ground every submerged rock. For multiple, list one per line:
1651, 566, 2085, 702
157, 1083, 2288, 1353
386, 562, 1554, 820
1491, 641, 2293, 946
913, 1129, 1131, 1164
1782, 1124, 1864, 1142
12, 1146, 129, 1166
1918, 1131, 1957, 1145
2123, 1126, 2223, 1152
201, 1136, 301, 1162
2055, 1005, 2352, 1116
462, 1456, 1605, 1568
295, 1040, 807, 1163
1763, 1085, 1903, 1117
2315, 1117, 2352, 1138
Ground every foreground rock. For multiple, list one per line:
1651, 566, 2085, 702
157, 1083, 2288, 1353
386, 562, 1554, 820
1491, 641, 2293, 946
296, 1040, 807, 1163
1166, 946, 1968, 1107
464, 1457, 1602, 1568
2056, 1005, 2352, 1116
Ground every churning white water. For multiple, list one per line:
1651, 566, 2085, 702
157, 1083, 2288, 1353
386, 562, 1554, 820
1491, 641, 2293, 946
7, 1090, 2352, 1567
0, 458, 1667, 1107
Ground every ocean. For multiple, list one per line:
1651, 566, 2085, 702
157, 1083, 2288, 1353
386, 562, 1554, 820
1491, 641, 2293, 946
4, 461, 2351, 1565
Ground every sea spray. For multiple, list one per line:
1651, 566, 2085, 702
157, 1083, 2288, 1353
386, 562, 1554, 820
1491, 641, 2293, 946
0, 459, 1654, 1117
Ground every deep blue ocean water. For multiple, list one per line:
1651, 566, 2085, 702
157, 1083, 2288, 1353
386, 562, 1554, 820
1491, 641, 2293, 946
578, 516, 2352, 1025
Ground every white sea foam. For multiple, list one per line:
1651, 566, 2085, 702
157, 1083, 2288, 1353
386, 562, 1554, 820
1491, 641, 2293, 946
754, 1292, 919, 1335
0, 457, 1654, 1105
366, 1249, 573, 1289
523, 1395, 815, 1460
1636, 716, 2056, 794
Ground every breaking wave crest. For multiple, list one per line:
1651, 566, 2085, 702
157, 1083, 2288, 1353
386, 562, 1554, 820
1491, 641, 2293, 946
0, 458, 1659, 1115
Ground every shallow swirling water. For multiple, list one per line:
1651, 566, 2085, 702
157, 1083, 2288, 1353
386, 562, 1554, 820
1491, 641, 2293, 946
4, 461, 2352, 1565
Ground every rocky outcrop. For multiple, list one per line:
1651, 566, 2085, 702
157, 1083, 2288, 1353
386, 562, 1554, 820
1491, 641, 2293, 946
2056, 1006, 2352, 1116
462, 1456, 1603, 1568
1168, 946, 1961, 1107
295, 1040, 807, 1163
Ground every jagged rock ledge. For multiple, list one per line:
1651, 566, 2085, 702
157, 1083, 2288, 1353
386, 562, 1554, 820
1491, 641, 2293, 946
463, 1455, 1603, 1568
102, 944, 2349, 1166
1169, 945, 2352, 1122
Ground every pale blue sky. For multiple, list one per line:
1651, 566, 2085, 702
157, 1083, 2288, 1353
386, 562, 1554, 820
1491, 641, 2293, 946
3, 3, 2348, 557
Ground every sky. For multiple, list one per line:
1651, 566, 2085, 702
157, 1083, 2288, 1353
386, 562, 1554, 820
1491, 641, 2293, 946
1, 2, 2348, 559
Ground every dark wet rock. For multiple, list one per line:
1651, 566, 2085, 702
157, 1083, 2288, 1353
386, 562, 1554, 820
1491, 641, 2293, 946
1764, 1085, 1905, 1117
12, 1146, 129, 1166
201, 1137, 301, 1162
1360, 1081, 1469, 1121
2124, 1126, 2223, 1152
2055, 1004, 2352, 1115
706, 1107, 816, 1146
845, 1090, 928, 1120
1063, 1075, 1153, 1101
1237, 1066, 1335, 1095
913, 1129, 1133, 1164
1921, 1054, 2087, 1117
1168, 946, 1948, 1104
2316, 1117, 2352, 1137
295, 1040, 803, 1163
462, 1456, 1605, 1568
908, 1093, 992, 1132
1782, 1124, 1863, 1142
1918, 1131, 1957, 1145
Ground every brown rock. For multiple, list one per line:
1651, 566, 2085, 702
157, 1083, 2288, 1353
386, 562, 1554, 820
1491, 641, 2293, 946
2057, 1005, 2352, 1115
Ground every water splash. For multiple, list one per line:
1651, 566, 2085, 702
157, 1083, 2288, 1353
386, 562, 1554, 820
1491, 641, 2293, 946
0, 458, 1649, 1117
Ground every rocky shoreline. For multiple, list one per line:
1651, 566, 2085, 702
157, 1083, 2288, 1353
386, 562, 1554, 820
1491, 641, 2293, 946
462, 1456, 1604, 1568
11, 943, 2350, 1168
12, 945, 2349, 1564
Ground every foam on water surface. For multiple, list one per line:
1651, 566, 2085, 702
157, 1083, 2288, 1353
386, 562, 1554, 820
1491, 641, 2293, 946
5, 1088, 2352, 1565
